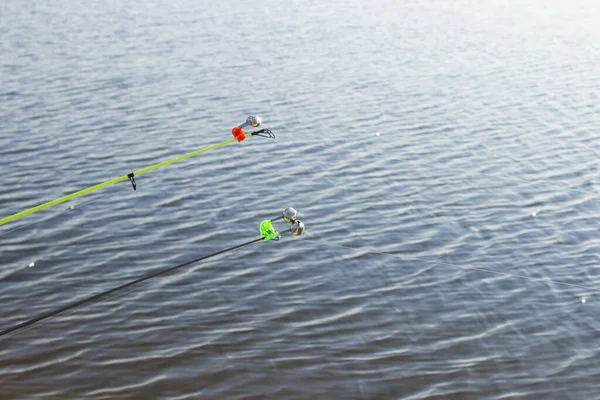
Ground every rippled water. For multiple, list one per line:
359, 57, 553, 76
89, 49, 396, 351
2, 0, 600, 398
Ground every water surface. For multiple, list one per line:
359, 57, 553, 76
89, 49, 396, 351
1, 0, 600, 398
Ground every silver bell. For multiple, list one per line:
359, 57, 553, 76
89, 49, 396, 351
290, 220, 305, 236
238, 115, 262, 129
283, 207, 298, 223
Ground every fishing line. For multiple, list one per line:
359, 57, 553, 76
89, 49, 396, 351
2, 126, 594, 336
299, 136, 599, 295
0, 210, 305, 339
302, 237, 600, 294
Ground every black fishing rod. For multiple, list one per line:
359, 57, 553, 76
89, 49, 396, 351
0, 208, 305, 338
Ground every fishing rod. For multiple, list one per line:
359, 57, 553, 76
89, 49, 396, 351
0, 208, 305, 339
0, 116, 274, 227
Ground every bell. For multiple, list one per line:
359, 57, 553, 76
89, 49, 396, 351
290, 220, 305, 236
238, 115, 262, 129
246, 115, 262, 127
283, 207, 298, 223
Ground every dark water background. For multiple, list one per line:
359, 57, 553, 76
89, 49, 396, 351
1, 0, 600, 398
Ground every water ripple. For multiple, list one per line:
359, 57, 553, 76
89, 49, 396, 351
2, 0, 600, 399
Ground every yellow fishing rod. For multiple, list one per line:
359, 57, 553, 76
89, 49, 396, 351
0, 116, 274, 227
